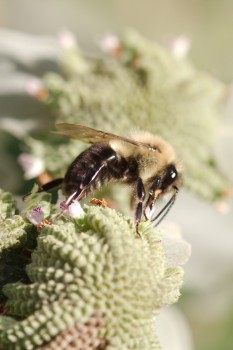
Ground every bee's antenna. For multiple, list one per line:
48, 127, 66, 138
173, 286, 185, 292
151, 187, 179, 226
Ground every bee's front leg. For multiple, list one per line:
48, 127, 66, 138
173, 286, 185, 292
144, 177, 161, 220
135, 177, 146, 237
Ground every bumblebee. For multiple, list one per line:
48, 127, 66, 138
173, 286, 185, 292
39, 123, 182, 234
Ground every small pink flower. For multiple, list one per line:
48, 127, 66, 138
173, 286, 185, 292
214, 201, 231, 215
27, 207, 44, 225
59, 200, 68, 210
58, 30, 77, 49
168, 35, 191, 59
25, 78, 43, 96
55, 191, 68, 212
55, 192, 84, 219
99, 34, 120, 54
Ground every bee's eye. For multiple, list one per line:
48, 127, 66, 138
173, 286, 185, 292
161, 165, 177, 190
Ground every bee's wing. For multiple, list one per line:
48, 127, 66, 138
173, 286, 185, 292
54, 123, 150, 149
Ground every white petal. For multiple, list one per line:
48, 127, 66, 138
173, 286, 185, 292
25, 78, 43, 96
169, 36, 191, 59
58, 30, 77, 49
99, 33, 120, 53
18, 153, 45, 179
156, 307, 194, 350
68, 201, 84, 218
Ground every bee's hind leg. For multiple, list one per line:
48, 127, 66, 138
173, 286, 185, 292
38, 178, 64, 192
23, 178, 64, 200
66, 154, 117, 206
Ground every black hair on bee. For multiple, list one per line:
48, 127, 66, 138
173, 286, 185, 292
35, 124, 182, 236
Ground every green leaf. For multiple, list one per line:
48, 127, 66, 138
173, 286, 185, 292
0, 203, 184, 349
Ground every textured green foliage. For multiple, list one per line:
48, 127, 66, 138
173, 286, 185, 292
0, 190, 37, 302
0, 215, 27, 252
0, 187, 52, 282
25, 30, 229, 200
0, 190, 17, 221
0, 188, 185, 349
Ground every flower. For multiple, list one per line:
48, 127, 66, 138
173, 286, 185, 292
18, 153, 45, 179
99, 33, 120, 54
168, 35, 191, 59
55, 191, 84, 219
58, 30, 77, 50
68, 201, 84, 218
214, 201, 231, 214
27, 206, 44, 225
25, 78, 48, 100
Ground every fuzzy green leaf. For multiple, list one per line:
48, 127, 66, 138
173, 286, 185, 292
0, 190, 17, 221
0, 189, 39, 304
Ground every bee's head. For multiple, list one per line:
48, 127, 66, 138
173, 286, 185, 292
160, 163, 182, 195
146, 163, 182, 225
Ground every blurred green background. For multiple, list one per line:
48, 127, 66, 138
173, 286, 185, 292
1, 0, 233, 81
0, 1, 233, 349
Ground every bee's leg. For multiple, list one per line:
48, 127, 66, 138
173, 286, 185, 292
66, 155, 116, 205
23, 178, 64, 200
66, 165, 105, 205
38, 178, 64, 192
135, 177, 146, 237
144, 177, 161, 219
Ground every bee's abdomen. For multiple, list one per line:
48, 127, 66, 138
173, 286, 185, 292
64, 143, 131, 198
